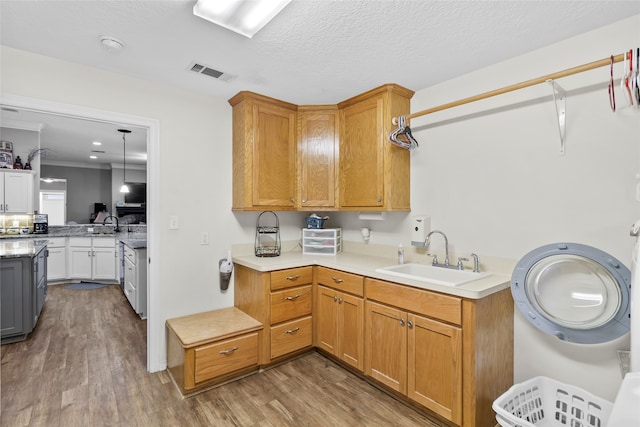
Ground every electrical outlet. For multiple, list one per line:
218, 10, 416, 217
201, 232, 209, 245
169, 215, 179, 230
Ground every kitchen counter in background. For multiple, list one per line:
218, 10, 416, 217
232, 243, 511, 300
0, 225, 147, 248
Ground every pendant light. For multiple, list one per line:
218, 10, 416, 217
118, 129, 131, 193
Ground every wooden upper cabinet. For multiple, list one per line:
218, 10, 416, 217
229, 91, 297, 210
338, 84, 414, 211
297, 106, 338, 210
229, 83, 413, 211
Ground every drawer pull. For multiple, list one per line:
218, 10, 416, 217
219, 347, 239, 355
332, 277, 344, 283
286, 275, 300, 281
285, 327, 300, 334
285, 294, 300, 301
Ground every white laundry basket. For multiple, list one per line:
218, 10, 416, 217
492, 376, 613, 427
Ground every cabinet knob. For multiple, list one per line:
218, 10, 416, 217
399, 318, 405, 326
285, 327, 300, 334
286, 275, 300, 281
301, 198, 307, 203
407, 320, 413, 328
333, 295, 338, 302
377, 196, 382, 202
332, 277, 344, 283
219, 346, 238, 355
338, 297, 343, 304
285, 294, 300, 301
290, 198, 295, 203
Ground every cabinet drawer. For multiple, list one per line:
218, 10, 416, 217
68, 237, 92, 247
317, 267, 364, 297
124, 245, 135, 264
270, 316, 312, 359
194, 332, 258, 384
270, 285, 312, 324
365, 278, 462, 325
46, 237, 66, 248
93, 237, 116, 248
270, 266, 313, 290
124, 279, 136, 308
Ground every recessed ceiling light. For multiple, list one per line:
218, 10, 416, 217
90, 155, 97, 159
100, 35, 124, 51
93, 141, 102, 146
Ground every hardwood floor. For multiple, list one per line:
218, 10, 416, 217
1, 284, 444, 427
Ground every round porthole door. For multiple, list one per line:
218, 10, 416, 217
511, 243, 630, 343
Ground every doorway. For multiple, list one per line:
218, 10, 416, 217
0, 93, 161, 372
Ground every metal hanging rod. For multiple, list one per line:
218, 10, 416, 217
394, 53, 626, 125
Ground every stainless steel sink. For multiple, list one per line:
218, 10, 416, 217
375, 263, 491, 287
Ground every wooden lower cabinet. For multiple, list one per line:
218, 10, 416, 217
316, 285, 364, 371
234, 264, 314, 365
166, 307, 263, 396
365, 300, 463, 423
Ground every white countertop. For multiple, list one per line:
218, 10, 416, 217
232, 250, 510, 299
0, 239, 48, 258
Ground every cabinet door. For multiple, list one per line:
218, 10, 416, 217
337, 292, 364, 371
124, 256, 137, 310
365, 300, 407, 393
339, 97, 384, 207
68, 246, 93, 279
252, 102, 297, 207
46, 247, 67, 281
0, 259, 25, 337
93, 247, 117, 280
315, 285, 339, 355
408, 313, 462, 424
2, 171, 33, 213
298, 108, 338, 208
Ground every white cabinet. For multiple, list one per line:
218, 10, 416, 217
68, 237, 117, 281
46, 237, 67, 282
0, 170, 35, 213
123, 244, 147, 319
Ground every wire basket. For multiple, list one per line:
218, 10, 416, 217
255, 211, 281, 257
492, 376, 612, 427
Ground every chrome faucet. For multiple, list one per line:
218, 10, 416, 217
425, 230, 450, 267
103, 215, 120, 232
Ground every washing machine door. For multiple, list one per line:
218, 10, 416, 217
511, 243, 630, 344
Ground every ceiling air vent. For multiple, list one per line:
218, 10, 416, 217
189, 62, 236, 82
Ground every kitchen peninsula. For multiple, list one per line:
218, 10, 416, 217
0, 239, 47, 343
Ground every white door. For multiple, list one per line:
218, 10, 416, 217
39, 191, 66, 225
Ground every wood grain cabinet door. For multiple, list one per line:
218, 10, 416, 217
315, 285, 339, 355
252, 102, 297, 207
339, 97, 384, 208
298, 107, 338, 209
407, 313, 462, 424
337, 292, 364, 371
365, 300, 407, 394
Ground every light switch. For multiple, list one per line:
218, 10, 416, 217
200, 232, 209, 245
169, 215, 179, 230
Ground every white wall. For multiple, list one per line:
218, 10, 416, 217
2, 14, 638, 400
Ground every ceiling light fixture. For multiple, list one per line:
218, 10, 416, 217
193, 0, 292, 38
118, 129, 131, 193
100, 35, 124, 51
90, 155, 97, 159
93, 141, 102, 146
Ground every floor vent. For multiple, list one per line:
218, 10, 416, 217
189, 62, 236, 82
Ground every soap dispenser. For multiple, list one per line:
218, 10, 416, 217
219, 250, 233, 291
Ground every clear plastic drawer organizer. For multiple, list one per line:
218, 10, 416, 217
302, 228, 342, 255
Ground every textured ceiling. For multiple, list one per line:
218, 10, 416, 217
1, 0, 639, 166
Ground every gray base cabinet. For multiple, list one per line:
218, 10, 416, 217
1, 246, 47, 343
